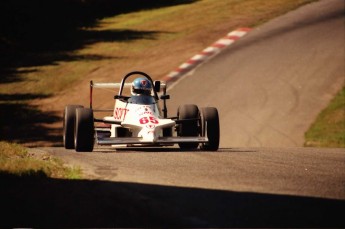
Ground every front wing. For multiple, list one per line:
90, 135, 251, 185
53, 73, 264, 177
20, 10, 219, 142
96, 136, 208, 146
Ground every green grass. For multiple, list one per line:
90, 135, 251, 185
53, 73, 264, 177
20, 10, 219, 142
0, 141, 82, 179
305, 87, 345, 148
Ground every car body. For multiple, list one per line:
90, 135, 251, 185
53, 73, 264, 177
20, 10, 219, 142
63, 71, 219, 152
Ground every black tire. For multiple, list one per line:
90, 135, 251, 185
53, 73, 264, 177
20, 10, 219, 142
63, 105, 83, 149
177, 104, 200, 150
75, 108, 94, 152
201, 107, 219, 151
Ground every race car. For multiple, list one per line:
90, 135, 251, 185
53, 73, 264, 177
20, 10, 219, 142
63, 71, 219, 152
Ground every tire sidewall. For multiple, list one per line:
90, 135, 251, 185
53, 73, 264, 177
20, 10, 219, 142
177, 104, 200, 149
201, 107, 219, 151
75, 108, 94, 152
63, 105, 83, 149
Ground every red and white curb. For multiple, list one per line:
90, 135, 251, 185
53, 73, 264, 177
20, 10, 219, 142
162, 27, 252, 83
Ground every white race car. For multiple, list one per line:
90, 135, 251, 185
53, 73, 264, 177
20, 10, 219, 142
63, 71, 219, 152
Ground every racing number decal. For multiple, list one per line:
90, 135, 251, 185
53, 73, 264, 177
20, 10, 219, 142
139, 117, 149, 124
139, 116, 159, 124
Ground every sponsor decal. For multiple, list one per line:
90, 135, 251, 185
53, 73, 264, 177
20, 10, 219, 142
136, 106, 154, 116
114, 107, 129, 120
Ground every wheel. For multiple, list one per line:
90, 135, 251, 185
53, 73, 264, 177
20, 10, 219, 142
63, 105, 83, 149
201, 107, 219, 151
177, 104, 200, 150
75, 108, 94, 152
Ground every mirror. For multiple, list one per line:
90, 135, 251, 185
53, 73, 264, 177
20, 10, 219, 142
154, 81, 161, 92
160, 94, 170, 100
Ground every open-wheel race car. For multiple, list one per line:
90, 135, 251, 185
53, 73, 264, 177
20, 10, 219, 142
63, 71, 219, 152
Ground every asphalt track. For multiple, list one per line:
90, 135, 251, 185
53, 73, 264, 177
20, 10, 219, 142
6, 0, 344, 227
167, 0, 344, 148
22, 146, 344, 227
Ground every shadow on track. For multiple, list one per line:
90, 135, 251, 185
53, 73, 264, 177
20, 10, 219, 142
0, 95, 62, 145
1, 172, 344, 228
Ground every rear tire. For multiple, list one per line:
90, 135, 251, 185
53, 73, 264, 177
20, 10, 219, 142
75, 108, 94, 152
201, 107, 219, 151
177, 104, 200, 150
63, 105, 83, 149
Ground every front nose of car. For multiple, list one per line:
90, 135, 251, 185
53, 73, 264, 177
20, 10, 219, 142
139, 127, 157, 142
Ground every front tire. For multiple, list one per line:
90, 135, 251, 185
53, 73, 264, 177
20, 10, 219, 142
75, 108, 94, 152
177, 104, 200, 150
201, 107, 219, 151
63, 105, 83, 149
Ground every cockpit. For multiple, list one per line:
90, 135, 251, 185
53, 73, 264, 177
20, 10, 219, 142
128, 95, 156, 105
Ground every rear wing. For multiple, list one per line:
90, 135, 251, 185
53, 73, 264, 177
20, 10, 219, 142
91, 82, 131, 89
89, 80, 167, 109
90, 81, 167, 89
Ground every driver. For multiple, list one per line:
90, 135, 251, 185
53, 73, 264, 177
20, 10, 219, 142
131, 77, 152, 96
129, 77, 154, 105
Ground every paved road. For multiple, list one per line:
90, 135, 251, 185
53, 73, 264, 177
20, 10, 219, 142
167, 0, 344, 147
25, 146, 344, 227
35, 146, 345, 200
10, 0, 344, 227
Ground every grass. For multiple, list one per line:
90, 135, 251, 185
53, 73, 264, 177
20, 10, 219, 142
0, 141, 82, 179
305, 87, 345, 148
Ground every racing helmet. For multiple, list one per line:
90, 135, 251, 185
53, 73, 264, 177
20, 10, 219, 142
131, 77, 152, 95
